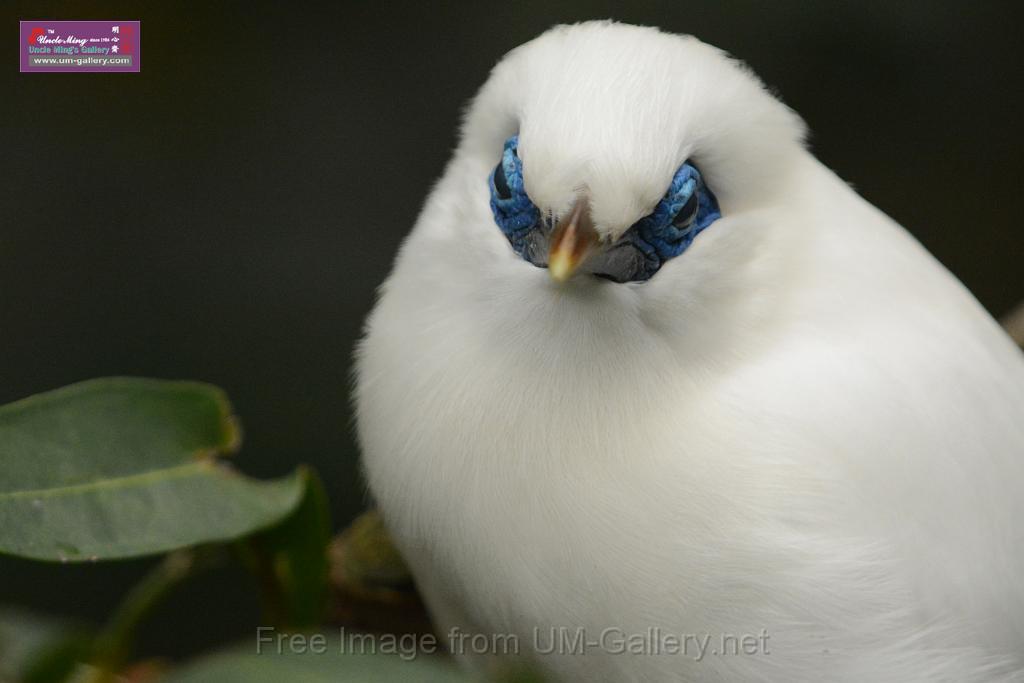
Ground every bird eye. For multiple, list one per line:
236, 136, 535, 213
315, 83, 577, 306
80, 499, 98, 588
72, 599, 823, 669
672, 191, 699, 229
492, 161, 512, 200
488, 135, 543, 265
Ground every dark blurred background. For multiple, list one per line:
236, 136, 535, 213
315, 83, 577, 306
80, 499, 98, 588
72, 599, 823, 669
2, 0, 1022, 663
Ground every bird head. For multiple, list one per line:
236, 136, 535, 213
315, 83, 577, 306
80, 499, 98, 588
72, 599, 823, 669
458, 21, 807, 286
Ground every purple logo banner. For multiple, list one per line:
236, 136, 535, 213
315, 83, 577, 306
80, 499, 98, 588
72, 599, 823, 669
20, 20, 140, 73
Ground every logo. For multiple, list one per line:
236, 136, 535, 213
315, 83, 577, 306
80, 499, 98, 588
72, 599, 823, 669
19, 21, 141, 73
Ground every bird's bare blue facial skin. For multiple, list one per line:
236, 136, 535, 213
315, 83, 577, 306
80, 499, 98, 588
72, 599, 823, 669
488, 135, 722, 283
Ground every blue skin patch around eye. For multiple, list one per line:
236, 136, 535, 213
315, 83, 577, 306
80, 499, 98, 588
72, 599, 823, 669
488, 134, 721, 282
624, 162, 722, 281
489, 135, 540, 259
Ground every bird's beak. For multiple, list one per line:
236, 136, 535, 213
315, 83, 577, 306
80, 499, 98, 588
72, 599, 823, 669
548, 199, 600, 283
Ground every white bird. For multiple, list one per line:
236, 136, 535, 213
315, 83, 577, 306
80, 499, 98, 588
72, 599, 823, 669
355, 21, 1024, 682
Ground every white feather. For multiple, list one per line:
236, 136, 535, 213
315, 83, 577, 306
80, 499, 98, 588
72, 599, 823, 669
355, 21, 1024, 682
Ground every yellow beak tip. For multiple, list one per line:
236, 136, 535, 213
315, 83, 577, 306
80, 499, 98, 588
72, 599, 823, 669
548, 256, 575, 283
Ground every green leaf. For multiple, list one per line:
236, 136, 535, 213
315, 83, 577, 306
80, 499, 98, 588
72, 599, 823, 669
0, 607, 91, 683
0, 378, 305, 562
332, 509, 413, 591
241, 468, 332, 629
162, 641, 477, 683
